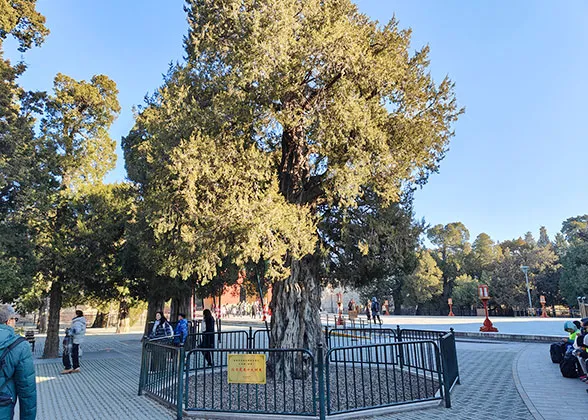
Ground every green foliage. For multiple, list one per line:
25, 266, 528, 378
427, 222, 471, 297
41, 73, 120, 189
124, 0, 462, 291
323, 191, 423, 294
0, 0, 49, 51
451, 274, 478, 308
561, 215, 588, 243
560, 242, 588, 306
402, 250, 442, 306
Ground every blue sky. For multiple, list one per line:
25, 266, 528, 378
6, 0, 587, 244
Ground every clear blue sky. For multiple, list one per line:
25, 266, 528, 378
6, 0, 587, 244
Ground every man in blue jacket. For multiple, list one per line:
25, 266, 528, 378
173, 313, 189, 347
0, 304, 36, 419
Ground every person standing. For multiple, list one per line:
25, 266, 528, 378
148, 311, 173, 341
0, 304, 36, 419
199, 309, 215, 367
62, 310, 86, 374
365, 301, 371, 322
173, 313, 189, 347
371, 297, 382, 325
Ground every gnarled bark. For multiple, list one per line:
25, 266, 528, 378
116, 299, 130, 333
269, 255, 324, 379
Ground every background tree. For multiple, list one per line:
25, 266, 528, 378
322, 191, 424, 314
402, 250, 442, 313
451, 274, 478, 311
465, 232, 501, 280
124, 0, 462, 369
38, 73, 120, 358
427, 222, 470, 300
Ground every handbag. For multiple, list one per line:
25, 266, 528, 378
0, 337, 27, 406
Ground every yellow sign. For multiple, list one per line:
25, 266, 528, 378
227, 354, 266, 384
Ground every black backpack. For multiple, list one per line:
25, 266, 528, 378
550, 342, 566, 364
560, 353, 580, 378
0, 337, 27, 407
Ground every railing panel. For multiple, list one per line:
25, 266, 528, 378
139, 341, 184, 417
184, 348, 317, 416
327, 328, 396, 350
325, 341, 443, 415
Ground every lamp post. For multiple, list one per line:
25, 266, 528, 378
478, 284, 498, 332
448, 298, 455, 317
520, 265, 533, 315
539, 295, 548, 318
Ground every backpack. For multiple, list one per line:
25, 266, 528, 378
550, 342, 566, 364
560, 353, 580, 378
0, 337, 27, 407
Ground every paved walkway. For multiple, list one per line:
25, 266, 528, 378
19, 325, 588, 419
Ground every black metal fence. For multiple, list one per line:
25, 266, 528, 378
139, 341, 185, 420
325, 341, 444, 415
183, 348, 317, 416
138, 326, 459, 419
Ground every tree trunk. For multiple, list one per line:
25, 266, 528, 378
116, 300, 130, 333
43, 282, 62, 358
37, 297, 48, 333
144, 297, 165, 336
269, 255, 323, 379
392, 289, 403, 315
91, 311, 108, 328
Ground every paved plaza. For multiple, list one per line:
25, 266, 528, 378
19, 318, 588, 419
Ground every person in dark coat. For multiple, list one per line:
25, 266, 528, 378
0, 304, 36, 420
199, 309, 215, 367
371, 297, 382, 325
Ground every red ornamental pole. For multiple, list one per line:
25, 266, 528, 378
478, 284, 498, 332
540, 295, 548, 318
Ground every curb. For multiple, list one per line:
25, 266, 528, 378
512, 345, 544, 420
453, 331, 560, 343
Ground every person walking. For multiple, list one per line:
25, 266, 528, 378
199, 309, 215, 367
371, 297, 382, 325
173, 313, 189, 347
62, 310, 86, 374
0, 304, 36, 419
365, 301, 371, 322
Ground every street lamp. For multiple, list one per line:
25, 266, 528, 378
520, 266, 533, 315
478, 284, 498, 332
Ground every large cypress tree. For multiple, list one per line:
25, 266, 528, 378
124, 0, 461, 374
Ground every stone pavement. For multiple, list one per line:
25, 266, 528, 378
19, 326, 588, 419
516, 342, 588, 420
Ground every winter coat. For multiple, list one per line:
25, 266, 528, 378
371, 301, 380, 315
173, 319, 189, 346
200, 317, 215, 349
0, 325, 36, 420
70, 316, 87, 345
149, 320, 173, 341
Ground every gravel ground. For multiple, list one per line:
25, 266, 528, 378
183, 364, 440, 415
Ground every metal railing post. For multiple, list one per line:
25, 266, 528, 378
248, 326, 253, 349
138, 341, 146, 396
317, 343, 326, 420
176, 347, 185, 420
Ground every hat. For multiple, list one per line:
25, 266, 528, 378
0, 304, 16, 324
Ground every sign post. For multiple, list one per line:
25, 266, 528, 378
540, 295, 548, 318
448, 298, 455, 317
478, 284, 498, 332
